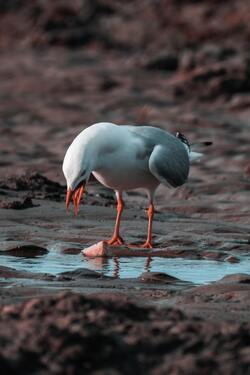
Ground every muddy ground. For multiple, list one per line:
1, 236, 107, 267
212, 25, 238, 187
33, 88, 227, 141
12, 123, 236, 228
0, 0, 250, 373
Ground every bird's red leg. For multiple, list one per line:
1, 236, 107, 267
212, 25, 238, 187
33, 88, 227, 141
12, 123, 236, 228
107, 193, 124, 246
140, 202, 154, 248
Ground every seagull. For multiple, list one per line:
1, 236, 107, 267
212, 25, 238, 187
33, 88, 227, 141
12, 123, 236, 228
62, 122, 211, 248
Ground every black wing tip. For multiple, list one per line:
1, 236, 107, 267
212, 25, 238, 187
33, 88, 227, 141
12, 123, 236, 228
176, 131, 190, 150
176, 132, 212, 148
190, 141, 213, 147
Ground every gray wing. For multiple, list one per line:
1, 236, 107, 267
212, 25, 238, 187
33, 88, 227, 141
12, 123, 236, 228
124, 125, 176, 148
124, 125, 190, 187
149, 144, 189, 188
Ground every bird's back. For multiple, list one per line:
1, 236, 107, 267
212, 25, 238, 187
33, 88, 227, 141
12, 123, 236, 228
124, 125, 190, 187
124, 125, 183, 150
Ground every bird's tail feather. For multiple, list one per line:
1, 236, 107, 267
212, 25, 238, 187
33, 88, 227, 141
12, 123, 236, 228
189, 141, 212, 163
189, 151, 203, 162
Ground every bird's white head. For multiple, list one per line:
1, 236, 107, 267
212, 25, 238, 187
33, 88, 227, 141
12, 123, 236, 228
62, 135, 93, 215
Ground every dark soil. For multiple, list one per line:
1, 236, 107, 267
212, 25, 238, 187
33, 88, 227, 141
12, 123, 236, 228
0, 292, 249, 375
0, 196, 37, 209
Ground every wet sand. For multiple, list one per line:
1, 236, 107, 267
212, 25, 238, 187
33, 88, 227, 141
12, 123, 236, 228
0, 0, 250, 373
0, 173, 249, 372
0, 178, 249, 319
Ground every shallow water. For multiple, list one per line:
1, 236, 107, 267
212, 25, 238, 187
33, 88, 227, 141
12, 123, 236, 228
0, 245, 250, 283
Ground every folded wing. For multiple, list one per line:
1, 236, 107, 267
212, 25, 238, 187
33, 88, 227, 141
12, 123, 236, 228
149, 144, 189, 188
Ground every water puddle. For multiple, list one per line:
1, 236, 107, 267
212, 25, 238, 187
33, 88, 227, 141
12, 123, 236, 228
0, 244, 249, 283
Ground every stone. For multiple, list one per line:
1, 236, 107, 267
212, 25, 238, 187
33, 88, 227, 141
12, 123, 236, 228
82, 241, 175, 257
224, 255, 240, 263
139, 272, 181, 284
217, 273, 250, 284
0, 241, 48, 256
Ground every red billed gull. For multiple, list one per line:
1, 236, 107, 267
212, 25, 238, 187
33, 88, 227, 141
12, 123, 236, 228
62, 122, 211, 248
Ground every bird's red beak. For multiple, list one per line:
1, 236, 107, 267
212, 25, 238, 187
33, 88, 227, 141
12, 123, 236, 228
66, 183, 85, 216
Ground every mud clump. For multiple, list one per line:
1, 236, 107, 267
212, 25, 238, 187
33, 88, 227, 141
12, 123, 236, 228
173, 58, 250, 100
0, 242, 48, 257
143, 53, 179, 72
1, 0, 250, 51
0, 196, 37, 209
0, 173, 65, 200
0, 172, 64, 192
0, 0, 114, 48
140, 271, 181, 284
0, 292, 249, 374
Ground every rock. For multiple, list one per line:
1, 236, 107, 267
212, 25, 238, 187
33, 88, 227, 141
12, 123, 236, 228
139, 272, 181, 284
0, 266, 32, 279
202, 250, 226, 261
217, 273, 250, 284
0, 173, 65, 195
0, 196, 38, 209
0, 241, 48, 256
143, 53, 179, 72
82, 241, 109, 257
224, 255, 240, 263
58, 268, 102, 280
0, 266, 54, 280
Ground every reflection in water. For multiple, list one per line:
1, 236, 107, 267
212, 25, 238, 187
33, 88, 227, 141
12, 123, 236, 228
84, 256, 152, 278
114, 256, 119, 278
83, 256, 109, 270
0, 247, 249, 284
145, 256, 152, 273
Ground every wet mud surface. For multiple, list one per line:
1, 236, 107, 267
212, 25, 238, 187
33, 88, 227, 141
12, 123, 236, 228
0, 0, 250, 373
0, 178, 249, 372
